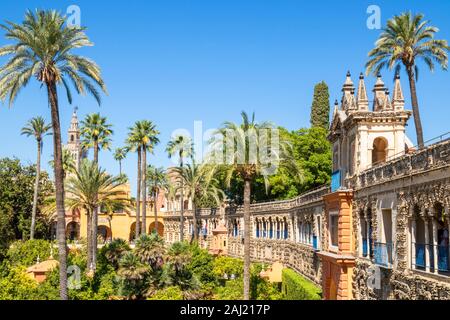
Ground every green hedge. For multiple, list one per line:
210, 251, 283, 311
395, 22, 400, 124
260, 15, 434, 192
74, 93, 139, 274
281, 268, 321, 300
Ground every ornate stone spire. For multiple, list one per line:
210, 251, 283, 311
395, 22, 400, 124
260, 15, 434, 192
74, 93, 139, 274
356, 73, 369, 111
372, 73, 387, 111
69, 106, 79, 132
392, 72, 405, 111
383, 88, 393, 110
342, 71, 356, 112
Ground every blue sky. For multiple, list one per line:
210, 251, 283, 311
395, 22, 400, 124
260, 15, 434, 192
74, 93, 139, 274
1, 0, 450, 196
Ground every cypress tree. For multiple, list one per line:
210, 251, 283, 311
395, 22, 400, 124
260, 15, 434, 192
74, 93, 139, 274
310, 81, 330, 129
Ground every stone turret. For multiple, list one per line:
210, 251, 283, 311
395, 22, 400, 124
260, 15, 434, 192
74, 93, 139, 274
372, 73, 387, 111
329, 70, 413, 179
392, 73, 405, 111
356, 73, 369, 111
341, 71, 356, 112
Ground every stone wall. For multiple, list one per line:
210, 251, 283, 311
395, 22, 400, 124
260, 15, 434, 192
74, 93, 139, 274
164, 139, 450, 300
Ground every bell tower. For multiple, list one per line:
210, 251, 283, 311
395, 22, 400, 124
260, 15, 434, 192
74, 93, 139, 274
65, 107, 83, 171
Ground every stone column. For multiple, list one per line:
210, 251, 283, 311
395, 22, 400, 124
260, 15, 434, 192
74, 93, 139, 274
364, 219, 369, 257
423, 215, 430, 272
432, 216, 439, 274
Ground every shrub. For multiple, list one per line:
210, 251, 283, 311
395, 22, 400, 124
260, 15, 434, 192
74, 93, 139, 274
214, 278, 243, 300
6, 240, 56, 267
0, 266, 39, 300
281, 268, 321, 300
147, 286, 183, 300
188, 244, 216, 284
212, 256, 243, 279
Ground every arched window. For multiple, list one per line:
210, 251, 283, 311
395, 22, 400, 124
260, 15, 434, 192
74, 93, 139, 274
372, 137, 388, 165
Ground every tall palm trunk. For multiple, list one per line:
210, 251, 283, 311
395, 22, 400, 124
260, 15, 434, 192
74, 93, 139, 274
179, 154, 184, 242
135, 146, 141, 240
154, 190, 159, 234
243, 179, 251, 300
86, 210, 92, 270
91, 142, 99, 270
47, 82, 67, 300
192, 202, 198, 243
30, 139, 41, 240
119, 160, 122, 176
406, 66, 425, 149
141, 145, 147, 235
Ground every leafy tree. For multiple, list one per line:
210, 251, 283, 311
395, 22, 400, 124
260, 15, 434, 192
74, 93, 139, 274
21, 117, 52, 239
212, 256, 243, 279
0, 266, 39, 300
310, 81, 330, 129
0, 9, 107, 299
0, 158, 54, 258
5, 240, 55, 267
366, 12, 449, 148
187, 244, 216, 285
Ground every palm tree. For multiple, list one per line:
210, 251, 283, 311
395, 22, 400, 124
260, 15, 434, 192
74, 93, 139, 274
80, 113, 113, 164
147, 165, 168, 235
114, 147, 127, 175
65, 159, 130, 271
173, 161, 224, 243
0, 10, 107, 299
80, 113, 113, 269
136, 121, 160, 236
49, 148, 76, 179
134, 233, 166, 269
366, 12, 449, 148
208, 111, 301, 300
166, 241, 198, 290
118, 252, 149, 300
102, 238, 130, 270
21, 116, 52, 240
166, 135, 193, 241
126, 124, 142, 239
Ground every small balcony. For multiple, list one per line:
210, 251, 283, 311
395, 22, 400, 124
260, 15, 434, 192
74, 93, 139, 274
373, 242, 393, 268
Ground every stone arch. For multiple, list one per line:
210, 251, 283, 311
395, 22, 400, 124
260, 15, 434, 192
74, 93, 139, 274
148, 221, 164, 237
372, 137, 388, 165
98, 225, 112, 244
129, 222, 136, 242
66, 221, 80, 241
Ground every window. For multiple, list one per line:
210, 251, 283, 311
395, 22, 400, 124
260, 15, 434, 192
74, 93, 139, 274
372, 137, 388, 165
329, 211, 339, 249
